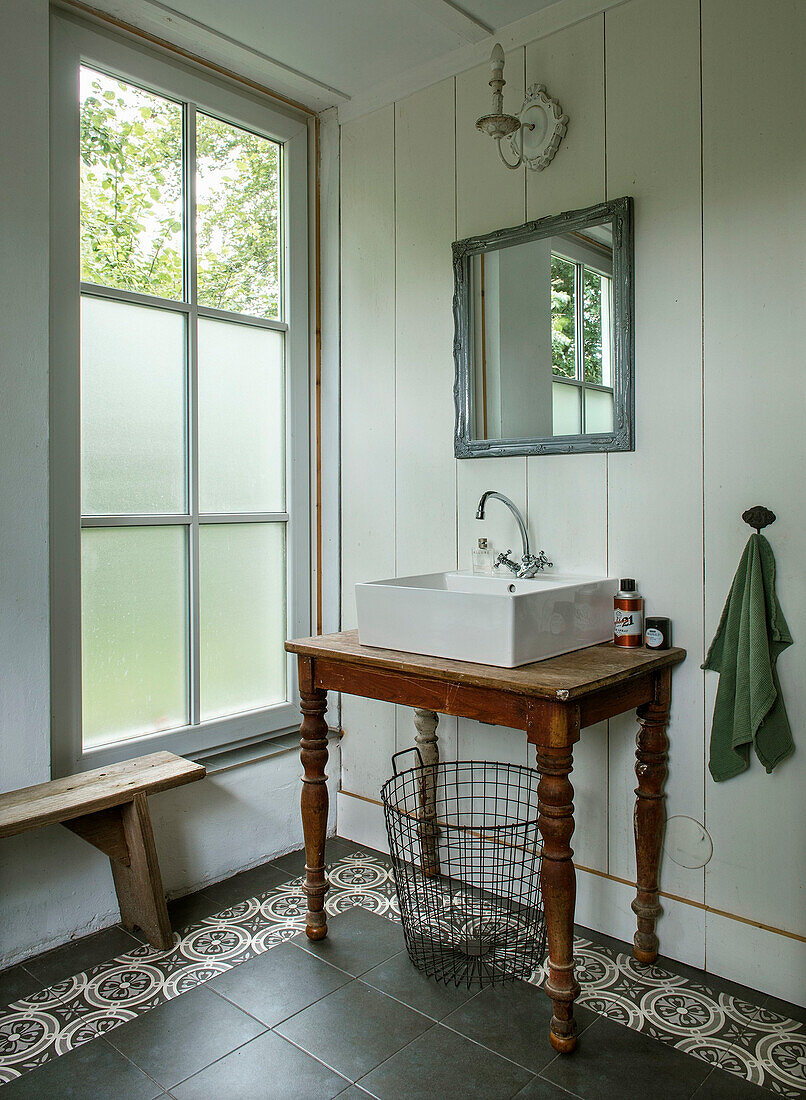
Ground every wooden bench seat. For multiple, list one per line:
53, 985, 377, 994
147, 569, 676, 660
0, 751, 205, 951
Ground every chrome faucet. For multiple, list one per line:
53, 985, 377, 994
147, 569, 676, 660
475, 491, 553, 578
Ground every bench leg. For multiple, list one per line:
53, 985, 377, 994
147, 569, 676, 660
110, 793, 173, 951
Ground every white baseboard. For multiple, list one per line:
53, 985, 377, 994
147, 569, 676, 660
337, 789, 390, 854
335, 789, 805, 1008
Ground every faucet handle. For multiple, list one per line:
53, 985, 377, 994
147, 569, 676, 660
494, 550, 519, 574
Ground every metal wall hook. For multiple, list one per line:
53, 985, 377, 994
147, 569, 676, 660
742, 505, 776, 534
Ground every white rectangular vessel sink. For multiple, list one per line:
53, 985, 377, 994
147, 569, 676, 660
356, 571, 619, 668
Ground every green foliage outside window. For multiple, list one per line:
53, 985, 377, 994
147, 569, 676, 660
80, 69, 280, 319
583, 267, 604, 384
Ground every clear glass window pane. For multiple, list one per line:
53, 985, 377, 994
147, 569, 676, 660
551, 254, 576, 378
199, 523, 286, 721
196, 113, 281, 320
81, 297, 187, 515
80, 67, 183, 299
552, 381, 581, 435
198, 318, 284, 513
81, 526, 189, 748
585, 388, 614, 434
600, 275, 613, 387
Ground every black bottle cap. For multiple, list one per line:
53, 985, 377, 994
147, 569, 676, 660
619, 578, 636, 591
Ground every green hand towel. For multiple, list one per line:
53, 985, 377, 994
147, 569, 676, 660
703, 534, 793, 781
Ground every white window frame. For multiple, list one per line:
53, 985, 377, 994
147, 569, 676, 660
50, 11, 311, 776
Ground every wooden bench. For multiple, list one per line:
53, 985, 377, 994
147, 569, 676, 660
0, 751, 205, 951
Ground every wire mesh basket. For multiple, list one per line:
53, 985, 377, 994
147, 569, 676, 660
381, 750, 547, 988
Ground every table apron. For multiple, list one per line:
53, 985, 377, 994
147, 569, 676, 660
312, 657, 531, 729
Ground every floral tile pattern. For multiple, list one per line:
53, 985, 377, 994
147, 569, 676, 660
0, 846, 803, 1097
536, 939, 805, 1097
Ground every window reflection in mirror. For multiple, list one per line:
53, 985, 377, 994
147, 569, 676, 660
470, 221, 615, 441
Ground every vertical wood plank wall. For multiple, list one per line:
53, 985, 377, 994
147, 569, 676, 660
339, 0, 805, 1001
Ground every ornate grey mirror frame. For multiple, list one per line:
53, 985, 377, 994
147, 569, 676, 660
453, 196, 634, 458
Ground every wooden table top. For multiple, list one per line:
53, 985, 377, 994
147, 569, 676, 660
286, 630, 686, 702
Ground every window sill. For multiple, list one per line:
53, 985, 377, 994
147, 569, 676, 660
195, 727, 343, 775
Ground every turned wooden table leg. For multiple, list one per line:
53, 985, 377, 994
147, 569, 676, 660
299, 672, 329, 941
536, 745, 580, 1054
413, 708, 440, 876
632, 667, 671, 965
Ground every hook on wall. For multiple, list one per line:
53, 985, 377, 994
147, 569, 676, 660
742, 505, 776, 534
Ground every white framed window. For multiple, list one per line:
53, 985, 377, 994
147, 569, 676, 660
50, 12, 311, 774
550, 232, 614, 436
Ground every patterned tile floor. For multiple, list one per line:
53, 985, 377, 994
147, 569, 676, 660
0, 841, 803, 1097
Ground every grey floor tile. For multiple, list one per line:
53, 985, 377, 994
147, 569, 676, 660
166, 889, 222, 932
106, 984, 265, 1089
202, 861, 293, 910
271, 838, 372, 878
208, 941, 351, 1025
0, 1037, 162, 1099
293, 906, 405, 977
335, 1089, 374, 1098
762, 992, 806, 1028
23, 926, 140, 986
275, 980, 432, 1082
691, 1066, 776, 1099
511, 1075, 580, 1098
0, 965, 41, 1007
653, 955, 765, 1005
359, 949, 481, 1020
357, 1023, 534, 1100
170, 1030, 349, 1099
540, 1016, 712, 1099
441, 978, 596, 1074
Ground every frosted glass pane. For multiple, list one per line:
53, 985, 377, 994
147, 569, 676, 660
81, 526, 188, 747
80, 67, 183, 300
196, 113, 281, 319
585, 388, 614, 434
81, 297, 187, 515
198, 319, 284, 513
552, 382, 581, 435
199, 523, 286, 720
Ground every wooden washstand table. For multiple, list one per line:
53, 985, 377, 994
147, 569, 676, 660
286, 630, 685, 1054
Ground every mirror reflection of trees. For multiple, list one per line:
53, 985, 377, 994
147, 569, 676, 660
551, 254, 576, 378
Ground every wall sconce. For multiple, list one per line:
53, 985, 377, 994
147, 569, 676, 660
475, 43, 568, 171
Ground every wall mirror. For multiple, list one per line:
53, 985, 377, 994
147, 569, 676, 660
453, 197, 634, 457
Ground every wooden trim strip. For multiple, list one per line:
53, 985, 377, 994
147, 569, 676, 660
337, 788, 806, 944
573, 861, 806, 945
57, 0, 317, 118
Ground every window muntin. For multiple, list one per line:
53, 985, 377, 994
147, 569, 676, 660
75, 61, 296, 755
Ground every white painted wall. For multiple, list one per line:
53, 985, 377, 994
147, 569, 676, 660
0, 7, 337, 968
338, 0, 805, 1004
